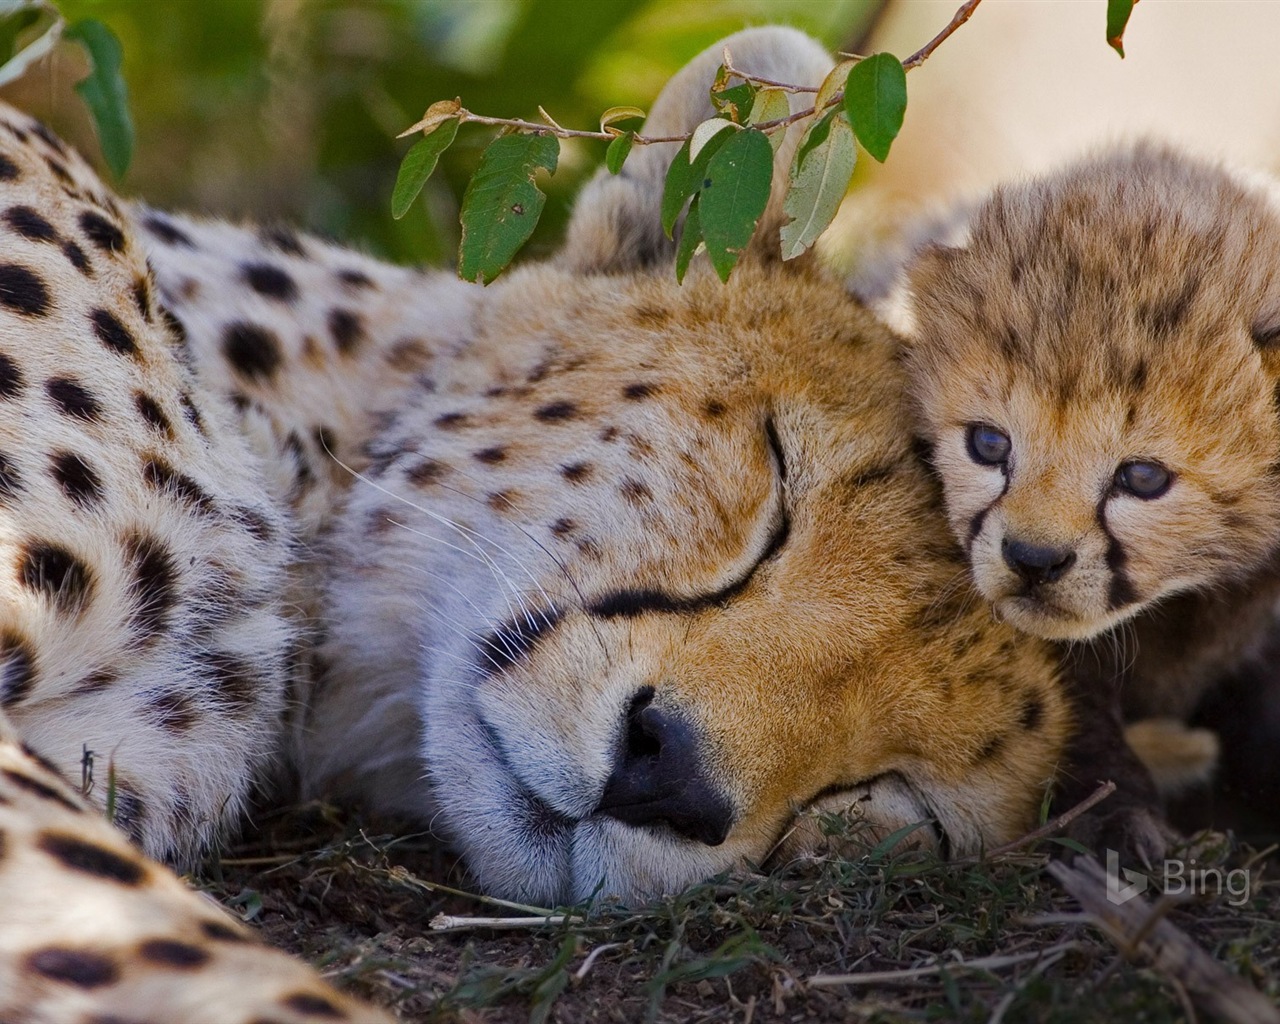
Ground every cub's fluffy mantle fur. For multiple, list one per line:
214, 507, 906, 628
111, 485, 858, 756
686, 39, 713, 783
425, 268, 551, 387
881, 142, 1280, 854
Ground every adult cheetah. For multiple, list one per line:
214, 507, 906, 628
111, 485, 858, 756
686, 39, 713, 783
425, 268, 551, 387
0, 26, 1074, 1020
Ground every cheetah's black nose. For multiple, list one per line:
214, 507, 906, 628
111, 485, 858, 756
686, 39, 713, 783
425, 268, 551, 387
1002, 537, 1077, 586
595, 689, 734, 847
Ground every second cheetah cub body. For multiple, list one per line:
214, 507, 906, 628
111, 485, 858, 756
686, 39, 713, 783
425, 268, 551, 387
884, 143, 1280, 848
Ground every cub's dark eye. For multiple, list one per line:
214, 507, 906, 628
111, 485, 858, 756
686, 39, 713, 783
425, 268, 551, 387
1115, 460, 1172, 499
966, 423, 1011, 466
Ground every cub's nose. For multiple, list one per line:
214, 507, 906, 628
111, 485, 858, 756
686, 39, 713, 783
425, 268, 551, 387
595, 689, 734, 846
1002, 537, 1077, 586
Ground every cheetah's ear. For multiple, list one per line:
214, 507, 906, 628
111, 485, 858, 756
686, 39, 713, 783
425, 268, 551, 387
847, 202, 976, 338
558, 26, 833, 275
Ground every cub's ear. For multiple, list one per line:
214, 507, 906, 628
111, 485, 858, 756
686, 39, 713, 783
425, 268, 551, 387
847, 202, 975, 338
558, 26, 833, 275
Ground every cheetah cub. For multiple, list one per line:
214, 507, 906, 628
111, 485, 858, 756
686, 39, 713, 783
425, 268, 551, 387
878, 142, 1280, 852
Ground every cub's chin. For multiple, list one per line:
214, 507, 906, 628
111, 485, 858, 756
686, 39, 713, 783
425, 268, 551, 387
992, 593, 1129, 643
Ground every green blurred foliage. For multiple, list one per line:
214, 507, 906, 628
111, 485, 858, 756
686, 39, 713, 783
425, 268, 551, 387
1, 0, 878, 267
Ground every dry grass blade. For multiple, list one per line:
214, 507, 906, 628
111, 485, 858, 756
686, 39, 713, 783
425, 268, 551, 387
807, 940, 1087, 987
1050, 858, 1280, 1024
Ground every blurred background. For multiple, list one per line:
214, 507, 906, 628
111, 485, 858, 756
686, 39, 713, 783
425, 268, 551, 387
0, 0, 877, 265
2, 1, 1279, 273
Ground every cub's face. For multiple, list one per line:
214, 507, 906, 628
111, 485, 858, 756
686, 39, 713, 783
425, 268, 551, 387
901, 145, 1280, 641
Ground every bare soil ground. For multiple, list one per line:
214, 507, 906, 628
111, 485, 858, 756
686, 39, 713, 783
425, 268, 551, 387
194, 803, 1279, 1023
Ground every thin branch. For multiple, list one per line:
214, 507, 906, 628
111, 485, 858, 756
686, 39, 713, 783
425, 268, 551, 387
808, 940, 1088, 987
404, 0, 982, 149
980, 780, 1117, 860
429, 913, 571, 933
722, 48, 818, 93
903, 0, 984, 69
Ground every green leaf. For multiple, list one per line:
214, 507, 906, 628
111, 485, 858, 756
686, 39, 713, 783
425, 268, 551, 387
675, 195, 702, 284
660, 128, 732, 239
698, 127, 773, 282
605, 130, 633, 175
711, 81, 755, 124
794, 106, 838, 168
65, 18, 132, 179
1106, 0, 1136, 57
64, 19, 132, 179
599, 105, 645, 133
1046, 836, 1092, 857
843, 52, 906, 164
458, 133, 559, 284
391, 117, 458, 219
747, 87, 790, 153
865, 819, 930, 863
781, 112, 855, 260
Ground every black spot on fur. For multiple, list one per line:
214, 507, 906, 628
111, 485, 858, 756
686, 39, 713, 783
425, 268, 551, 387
550, 517, 576, 537
200, 919, 248, 943
1139, 275, 1199, 339
474, 446, 507, 465
79, 210, 125, 253
561, 462, 592, 484
124, 533, 178, 642
61, 239, 90, 273
285, 430, 315, 493
1020, 695, 1045, 732
2, 768, 79, 811
5, 205, 56, 241
619, 478, 652, 504
975, 732, 1007, 763
338, 268, 374, 288
89, 308, 138, 357
703, 399, 726, 418
142, 214, 195, 248
38, 831, 145, 885
476, 610, 562, 676
200, 650, 260, 714
261, 224, 305, 256
44, 156, 72, 184
142, 457, 215, 512
328, 308, 364, 353
50, 451, 104, 507
282, 992, 346, 1019
0, 263, 49, 315
243, 262, 298, 301
407, 459, 446, 486
0, 154, 18, 180
134, 393, 173, 436
179, 393, 205, 435
26, 947, 119, 988
0, 351, 23, 398
30, 120, 67, 155
146, 690, 197, 733
46, 377, 102, 420
132, 277, 152, 321
0, 629, 35, 706
232, 505, 274, 543
18, 542, 93, 611
535, 400, 577, 422
139, 938, 210, 969
434, 412, 468, 430
160, 305, 188, 345
222, 321, 282, 381
623, 382, 658, 400
0, 451, 23, 500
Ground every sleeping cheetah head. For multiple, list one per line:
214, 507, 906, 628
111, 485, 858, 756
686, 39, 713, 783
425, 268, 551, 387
891, 143, 1280, 641
303, 29, 1071, 905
